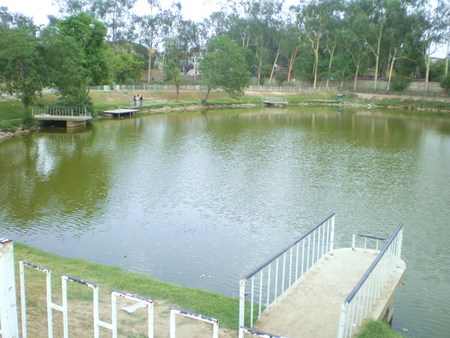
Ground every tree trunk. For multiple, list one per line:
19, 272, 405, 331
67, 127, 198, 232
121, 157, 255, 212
353, 63, 360, 91
269, 47, 281, 84
287, 46, 299, 82
204, 86, 211, 103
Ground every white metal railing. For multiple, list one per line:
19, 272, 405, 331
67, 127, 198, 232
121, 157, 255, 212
19, 261, 154, 338
170, 308, 219, 338
337, 224, 404, 338
0, 239, 19, 337
32, 106, 91, 117
238, 213, 335, 335
1, 239, 222, 338
352, 233, 388, 251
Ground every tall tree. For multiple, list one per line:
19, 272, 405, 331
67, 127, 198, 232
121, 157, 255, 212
55, 0, 136, 42
199, 35, 250, 103
0, 9, 45, 117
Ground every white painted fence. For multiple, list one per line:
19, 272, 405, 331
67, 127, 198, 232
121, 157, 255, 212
0, 239, 221, 338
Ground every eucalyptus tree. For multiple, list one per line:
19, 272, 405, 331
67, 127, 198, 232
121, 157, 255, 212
320, 0, 346, 89
350, 0, 411, 90
414, 0, 449, 92
383, 1, 416, 91
0, 9, 46, 117
132, 1, 181, 83
340, 12, 369, 91
225, 0, 284, 84
55, 0, 137, 43
297, 0, 331, 89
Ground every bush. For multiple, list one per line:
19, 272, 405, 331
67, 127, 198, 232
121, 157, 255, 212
391, 75, 411, 91
440, 75, 450, 93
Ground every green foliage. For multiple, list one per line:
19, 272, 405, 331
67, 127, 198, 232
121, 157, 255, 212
391, 75, 411, 92
200, 35, 250, 102
0, 14, 46, 116
357, 320, 404, 338
105, 44, 143, 83
57, 12, 109, 86
440, 75, 450, 90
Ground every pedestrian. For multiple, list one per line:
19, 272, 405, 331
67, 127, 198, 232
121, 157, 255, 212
139, 95, 143, 107
133, 95, 137, 107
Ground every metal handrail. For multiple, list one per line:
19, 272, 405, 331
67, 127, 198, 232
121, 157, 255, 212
244, 213, 335, 280
238, 213, 336, 333
337, 224, 404, 338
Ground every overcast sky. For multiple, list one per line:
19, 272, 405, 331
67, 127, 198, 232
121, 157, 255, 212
2, 0, 447, 57
1, 0, 227, 24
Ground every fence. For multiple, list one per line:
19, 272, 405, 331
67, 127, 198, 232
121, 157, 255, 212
32, 106, 90, 117
0, 239, 221, 338
337, 224, 404, 338
238, 213, 335, 334
170, 308, 218, 338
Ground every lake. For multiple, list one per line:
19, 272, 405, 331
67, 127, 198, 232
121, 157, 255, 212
0, 106, 449, 337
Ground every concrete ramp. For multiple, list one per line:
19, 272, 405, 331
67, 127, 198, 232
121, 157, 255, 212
255, 248, 406, 338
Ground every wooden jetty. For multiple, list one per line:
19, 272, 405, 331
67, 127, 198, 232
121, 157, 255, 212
262, 96, 289, 107
32, 106, 92, 128
238, 214, 406, 338
102, 108, 139, 118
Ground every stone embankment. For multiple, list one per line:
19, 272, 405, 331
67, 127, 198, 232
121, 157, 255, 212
0, 127, 39, 142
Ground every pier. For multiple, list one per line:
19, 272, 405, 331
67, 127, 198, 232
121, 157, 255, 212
262, 96, 289, 107
32, 106, 92, 128
238, 214, 406, 338
102, 108, 139, 118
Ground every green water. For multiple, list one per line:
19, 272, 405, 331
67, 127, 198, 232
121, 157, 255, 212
1, 107, 449, 337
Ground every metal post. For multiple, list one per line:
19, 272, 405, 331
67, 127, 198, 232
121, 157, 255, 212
330, 215, 335, 251
0, 239, 19, 338
337, 303, 347, 338
238, 278, 246, 328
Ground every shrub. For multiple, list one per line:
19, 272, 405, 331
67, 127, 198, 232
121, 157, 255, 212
392, 75, 411, 91
440, 75, 450, 94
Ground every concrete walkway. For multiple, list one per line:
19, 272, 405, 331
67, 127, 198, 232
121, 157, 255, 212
255, 248, 406, 338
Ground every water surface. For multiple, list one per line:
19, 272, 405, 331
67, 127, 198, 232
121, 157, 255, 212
1, 107, 449, 337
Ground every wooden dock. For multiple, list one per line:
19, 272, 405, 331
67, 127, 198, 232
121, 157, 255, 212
254, 248, 406, 337
102, 108, 139, 118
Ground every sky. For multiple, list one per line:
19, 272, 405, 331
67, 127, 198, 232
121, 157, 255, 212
1, 0, 225, 24
1, 0, 447, 57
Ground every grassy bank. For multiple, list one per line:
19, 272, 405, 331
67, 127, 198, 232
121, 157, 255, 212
14, 242, 240, 334
12, 242, 404, 337
1, 89, 448, 133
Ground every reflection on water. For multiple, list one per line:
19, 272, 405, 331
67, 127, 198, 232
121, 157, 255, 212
1, 107, 449, 337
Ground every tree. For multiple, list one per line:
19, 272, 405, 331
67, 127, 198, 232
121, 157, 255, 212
57, 12, 109, 86
200, 35, 250, 103
41, 13, 108, 107
55, 0, 137, 43
163, 38, 185, 101
41, 25, 89, 107
0, 9, 45, 118
105, 44, 144, 84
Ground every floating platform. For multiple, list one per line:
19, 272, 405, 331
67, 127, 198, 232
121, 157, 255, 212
102, 108, 139, 118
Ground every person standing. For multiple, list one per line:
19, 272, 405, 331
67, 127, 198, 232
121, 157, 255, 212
139, 95, 143, 107
133, 95, 137, 107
